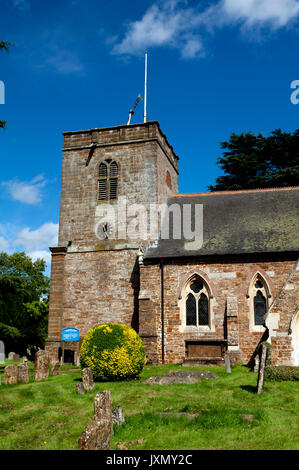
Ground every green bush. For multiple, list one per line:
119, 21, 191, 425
80, 323, 146, 381
265, 365, 299, 382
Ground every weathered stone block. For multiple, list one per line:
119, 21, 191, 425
34, 350, 50, 382
82, 367, 94, 391
17, 363, 30, 383
4, 365, 18, 385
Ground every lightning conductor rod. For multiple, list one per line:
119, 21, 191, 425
143, 51, 148, 123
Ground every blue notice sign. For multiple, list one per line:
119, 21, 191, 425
62, 328, 80, 341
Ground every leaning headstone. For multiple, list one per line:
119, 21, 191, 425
76, 383, 85, 395
17, 363, 30, 383
8, 352, 15, 360
13, 353, 20, 363
4, 365, 18, 385
51, 362, 60, 376
257, 344, 267, 394
254, 355, 260, 372
34, 350, 50, 382
78, 391, 112, 450
0, 341, 5, 364
82, 367, 94, 391
224, 353, 231, 373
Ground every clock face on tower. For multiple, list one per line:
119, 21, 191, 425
96, 221, 114, 240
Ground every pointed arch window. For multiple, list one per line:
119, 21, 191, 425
97, 160, 118, 201
254, 290, 267, 325
185, 277, 210, 327
249, 275, 270, 329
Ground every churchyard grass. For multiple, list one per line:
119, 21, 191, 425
0, 362, 298, 450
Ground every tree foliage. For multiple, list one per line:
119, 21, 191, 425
0, 252, 50, 356
209, 129, 299, 191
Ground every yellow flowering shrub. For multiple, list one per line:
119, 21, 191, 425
80, 323, 146, 381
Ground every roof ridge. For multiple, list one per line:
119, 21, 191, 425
171, 186, 299, 197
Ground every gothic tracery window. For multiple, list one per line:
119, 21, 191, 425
98, 160, 118, 201
251, 276, 269, 327
185, 277, 210, 326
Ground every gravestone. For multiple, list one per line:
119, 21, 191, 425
78, 391, 112, 450
4, 365, 18, 385
224, 353, 231, 373
76, 383, 85, 395
0, 340, 5, 364
94, 390, 112, 422
18, 363, 30, 383
112, 406, 125, 427
13, 353, 20, 363
34, 350, 50, 381
8, 352, 15, 360
254, 355, 260, 372
82, 367, 94, 391
257, 344, 267, 394
22, 356, 28, 364
51, 362, 60, 376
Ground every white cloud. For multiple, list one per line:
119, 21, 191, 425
0, 236, 9, 251
27, 250, 52, 266
221, 0, 299, 28
112, 1, 204, 58
15, 222, 59, 252
0, 222, 58, 269
45, 48, 84, 75
2, 174, 48, 205
112, 0, 299, 58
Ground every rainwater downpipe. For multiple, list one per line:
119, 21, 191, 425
160, 258, 165, 363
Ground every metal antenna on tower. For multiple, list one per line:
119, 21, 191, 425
126, 94, 143, 125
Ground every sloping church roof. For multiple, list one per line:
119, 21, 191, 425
145, 187, 299, 259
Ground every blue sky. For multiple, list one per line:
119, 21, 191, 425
0, 0, 299, 274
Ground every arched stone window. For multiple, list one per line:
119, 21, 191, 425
185, 277, 210, 327
98, 160, 118, 201
248, 274, 271, 331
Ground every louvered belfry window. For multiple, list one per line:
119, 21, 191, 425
185, 277, 210, 326
97, 160, 118, 201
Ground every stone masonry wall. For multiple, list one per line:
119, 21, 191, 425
47, 122, 179, 361
266, 259, 299, 365
139, 257, 297, 365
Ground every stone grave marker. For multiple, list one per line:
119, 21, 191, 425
0, 340, 5, 364
224, 353, 231, 373
18, 363, 30, 383
257, 344, 267, 394
76, 383, 85, 395
34, 350, 50, 382
8, 352, 15, 360
78, 391, 112, 450
13, 353, 20, 363
51, 362, 60, 376
82, 367, 94, 391
112, 406, 125, 431
4, 365, 18, 385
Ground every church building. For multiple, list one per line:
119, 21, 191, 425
45, 121, 299, 367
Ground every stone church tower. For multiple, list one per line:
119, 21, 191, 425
46, 121, 179, 362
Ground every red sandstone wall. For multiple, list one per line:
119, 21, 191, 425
139, 258, 297, 364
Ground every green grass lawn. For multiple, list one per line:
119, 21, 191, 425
0, 362, 298, 450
